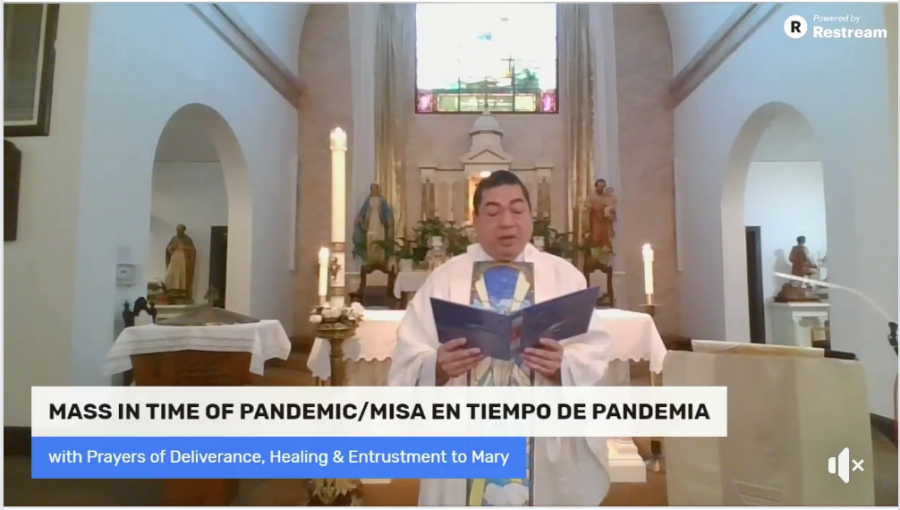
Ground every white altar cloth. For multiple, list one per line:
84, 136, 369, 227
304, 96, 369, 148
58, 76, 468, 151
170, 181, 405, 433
105, 320, 292, 376
308, 310, 406, 380
393, 271, 430, 298
308, 309, 665, 379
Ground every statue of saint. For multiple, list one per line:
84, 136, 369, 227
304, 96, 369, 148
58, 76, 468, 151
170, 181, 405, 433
585, 179, 617, 255
788, 235, 817, 279
352, 183, 394, 267
164, 224, 197, 299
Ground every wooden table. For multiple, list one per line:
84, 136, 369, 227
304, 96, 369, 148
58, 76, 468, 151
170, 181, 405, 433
106, 320, 291, 505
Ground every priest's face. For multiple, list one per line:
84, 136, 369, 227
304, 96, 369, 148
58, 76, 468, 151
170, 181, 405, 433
474, 184, 533, 261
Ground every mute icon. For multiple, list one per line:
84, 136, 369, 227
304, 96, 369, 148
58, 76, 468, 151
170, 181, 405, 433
827, 447, 864, 483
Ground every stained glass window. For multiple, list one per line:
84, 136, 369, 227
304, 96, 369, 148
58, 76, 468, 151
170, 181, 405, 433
415, 4, 558, 114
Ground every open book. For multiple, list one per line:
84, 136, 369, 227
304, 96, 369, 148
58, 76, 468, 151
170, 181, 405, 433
431, 286, 599, 361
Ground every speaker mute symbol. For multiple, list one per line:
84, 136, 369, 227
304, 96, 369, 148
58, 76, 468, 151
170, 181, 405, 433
827, 447, 864, 483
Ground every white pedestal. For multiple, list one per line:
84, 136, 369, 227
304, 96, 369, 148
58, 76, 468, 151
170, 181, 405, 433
603, 359, 647, 483
768, 301, 830, 347
607, 439, 647, 482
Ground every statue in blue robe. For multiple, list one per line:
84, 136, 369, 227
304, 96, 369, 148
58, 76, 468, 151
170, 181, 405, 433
352, 183, 394, 267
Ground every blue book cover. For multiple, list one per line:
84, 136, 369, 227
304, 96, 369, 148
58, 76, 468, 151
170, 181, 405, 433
431, 286, 599, 361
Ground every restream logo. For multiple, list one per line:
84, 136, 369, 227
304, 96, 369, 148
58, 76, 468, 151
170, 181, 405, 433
784, 14, 888, 39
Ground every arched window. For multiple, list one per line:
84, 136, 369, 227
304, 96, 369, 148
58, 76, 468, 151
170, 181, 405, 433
415, 4, 558, 114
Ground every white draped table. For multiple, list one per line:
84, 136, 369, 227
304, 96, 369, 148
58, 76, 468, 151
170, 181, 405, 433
106, 320, 292, 377
309, 309, 666, 484
393, 271, 430, 299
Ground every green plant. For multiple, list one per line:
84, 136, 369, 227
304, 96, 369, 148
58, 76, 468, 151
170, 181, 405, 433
445, 225, 471, 256
394, 237, 415, 259
412, 217, 447, 248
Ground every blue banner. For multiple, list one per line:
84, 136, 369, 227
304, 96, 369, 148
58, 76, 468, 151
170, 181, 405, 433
32, 437, 527, 479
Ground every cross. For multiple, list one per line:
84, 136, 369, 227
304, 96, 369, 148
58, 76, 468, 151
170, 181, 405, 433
329, 256, 341, 282
501, 55, 515, 79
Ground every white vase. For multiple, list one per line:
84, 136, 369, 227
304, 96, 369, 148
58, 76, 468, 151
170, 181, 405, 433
399, 259, 413, 272
430, 236, 443, 248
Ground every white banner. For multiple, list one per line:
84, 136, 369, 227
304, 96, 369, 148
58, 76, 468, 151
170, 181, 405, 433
32, 386, 727, 438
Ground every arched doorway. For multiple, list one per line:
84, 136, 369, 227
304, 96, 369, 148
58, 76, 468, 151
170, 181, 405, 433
721, 102, 824, 344
149, 104, 252, 313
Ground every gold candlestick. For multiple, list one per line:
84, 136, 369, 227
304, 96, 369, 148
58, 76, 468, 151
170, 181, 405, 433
639, 298, 663, 473
308, 304, 363, 505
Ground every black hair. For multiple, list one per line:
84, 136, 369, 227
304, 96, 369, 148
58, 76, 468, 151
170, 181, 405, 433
595, 179, 606, 186
472, 170, 532, 215
797, 235, 806, 243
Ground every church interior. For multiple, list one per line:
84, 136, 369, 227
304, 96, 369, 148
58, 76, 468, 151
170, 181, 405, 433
3, 2, 898, 506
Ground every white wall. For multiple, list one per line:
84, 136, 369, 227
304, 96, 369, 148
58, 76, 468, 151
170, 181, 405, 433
744, 162, 827, 300
149, 163, 229, 304
229, 3, 309, 77
672, 4, 897, 416
4, 5, 92, 425
4, 3, 299, 426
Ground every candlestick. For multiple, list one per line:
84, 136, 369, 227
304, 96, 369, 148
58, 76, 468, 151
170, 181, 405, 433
642, 243, 654, 297
317, 247, 329, 303
330, 128, 347, 244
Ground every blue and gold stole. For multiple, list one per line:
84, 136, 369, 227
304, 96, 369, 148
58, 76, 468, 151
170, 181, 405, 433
466, 261, 535, 507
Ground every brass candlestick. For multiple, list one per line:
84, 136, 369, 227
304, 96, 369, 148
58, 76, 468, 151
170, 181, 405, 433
639, 297, 664, 473
307, 262, 363, 506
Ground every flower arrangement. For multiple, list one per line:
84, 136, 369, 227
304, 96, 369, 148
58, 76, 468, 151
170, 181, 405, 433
309, 301, 366, 329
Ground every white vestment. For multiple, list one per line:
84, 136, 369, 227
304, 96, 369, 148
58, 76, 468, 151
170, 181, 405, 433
389, 243, 613, 506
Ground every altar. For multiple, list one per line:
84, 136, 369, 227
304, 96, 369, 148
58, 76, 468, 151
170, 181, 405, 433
417, 110, 553, 223
308, 308, 667, 483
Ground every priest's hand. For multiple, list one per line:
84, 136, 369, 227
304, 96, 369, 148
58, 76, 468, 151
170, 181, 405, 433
524, 338, 563, 382
436, 338, 482, 386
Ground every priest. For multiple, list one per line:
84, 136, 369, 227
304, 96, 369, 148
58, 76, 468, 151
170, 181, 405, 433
389, 170, 612, 506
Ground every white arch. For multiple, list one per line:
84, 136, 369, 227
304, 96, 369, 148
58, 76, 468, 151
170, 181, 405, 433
153, 103, 253, 313
720, 102, 820, 343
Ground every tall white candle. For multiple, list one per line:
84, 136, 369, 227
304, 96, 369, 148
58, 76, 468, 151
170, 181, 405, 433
642, 244, 655, 296
330, 128, 347, 244
317, 247, 330, 298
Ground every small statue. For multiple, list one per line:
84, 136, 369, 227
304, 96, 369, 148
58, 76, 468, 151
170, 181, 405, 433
788, 236, 817, 281
164, 224, 197, 301
352, 183, 394, 268
583, 179, 617, 267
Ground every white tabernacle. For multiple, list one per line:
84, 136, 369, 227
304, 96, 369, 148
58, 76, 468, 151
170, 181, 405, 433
105, 320, 292, 376
767, 300, 830, 347
308, 308, 666, 484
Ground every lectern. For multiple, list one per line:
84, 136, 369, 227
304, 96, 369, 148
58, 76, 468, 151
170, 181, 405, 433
126, 306, 260, 506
